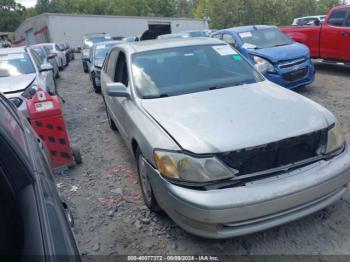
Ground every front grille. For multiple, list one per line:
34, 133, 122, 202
279, 58, 307, 69
282, 68, 308, 82
218, 130, 325, 176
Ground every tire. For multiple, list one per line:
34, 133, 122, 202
92, 77, 101, 93
83, 62, 88, 73
136, 148, 161, 212
72, 147, 82, 165
104, 98, 117, 131
53, 80, 58, 95
59, 59, 64, 71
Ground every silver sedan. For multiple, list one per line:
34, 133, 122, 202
0, 47, 56, 117
101, 38, 350, 239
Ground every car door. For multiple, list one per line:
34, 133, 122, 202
31, 50, 56, 94
102, 48, 119, 114
0, 96, 80, 259
110, 50, 132, 141
320, 7, 350, 61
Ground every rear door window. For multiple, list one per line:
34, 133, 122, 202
114, 51, 129, 85
345, 11, 350, 26
106, 49, 119, 80
329, 9, 348, 26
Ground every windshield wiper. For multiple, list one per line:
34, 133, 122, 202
142, 93, 169, 99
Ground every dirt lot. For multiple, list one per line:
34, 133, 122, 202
55, 57, 350, 256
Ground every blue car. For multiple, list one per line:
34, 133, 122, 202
211, 25, 315, 89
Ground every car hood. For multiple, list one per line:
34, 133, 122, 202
248, 42, 310, 63
141, 81, 334, 154
0, 73, 36, 94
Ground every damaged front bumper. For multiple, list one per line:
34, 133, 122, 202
145, 143, 350, 239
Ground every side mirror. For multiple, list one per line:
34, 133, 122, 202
313, 20, 320, 26
40, 63, 54, 72
106, 83, 130, 98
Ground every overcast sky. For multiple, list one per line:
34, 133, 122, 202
17, 0, 36, 8
17, 0, 350, 8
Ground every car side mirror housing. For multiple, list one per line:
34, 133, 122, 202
40, 63, 54, 72
313, 20, 320, 26
106, 83, 130, 98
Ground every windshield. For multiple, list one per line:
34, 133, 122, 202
0, 52, 35, 77
94, 43, 116, 61
185, 31, 208, 37
132, 44, 263, 98
238, 28, 294, 49
58, 43, 66, 50
44, 45, 53, 51
32, 48, 46, 60
84, 36, 111, 48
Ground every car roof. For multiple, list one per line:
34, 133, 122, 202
36, 43, 55, 46
117, 37, 223, 53
218, 25, 277, 33
0, 46, 26, 55
94, 40, 122, 46
295, 15, 325, 19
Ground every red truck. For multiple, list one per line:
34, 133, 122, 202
280, 5, 350, 63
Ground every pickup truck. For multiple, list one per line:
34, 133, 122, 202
280, 5, 350, 63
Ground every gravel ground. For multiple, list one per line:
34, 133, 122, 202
55, 56, 350, 256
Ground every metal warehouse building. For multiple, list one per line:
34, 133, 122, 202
14, 13, 208, 48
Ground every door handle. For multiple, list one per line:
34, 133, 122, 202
341, 32, 350, 37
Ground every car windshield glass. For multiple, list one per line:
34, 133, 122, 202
94, 43, 116, 60
33, 48, 46, 60
238, 28, 294, 49
44, 45, 53, 51
185, 31, 208, 37
132, 44, 263, 98
0, 52, 35, 77
58, 43, 65, 50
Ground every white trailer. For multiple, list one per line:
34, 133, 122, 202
14, 13, 209, 48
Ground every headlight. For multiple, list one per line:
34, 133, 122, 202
325, 123, 345, 154
252, 55, 276, 74
22, 85, 37, 99
154, 150, 237, 183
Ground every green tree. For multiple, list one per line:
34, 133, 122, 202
0, 0, 25, 31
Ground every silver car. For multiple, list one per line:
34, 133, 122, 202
101, 38, 350, 239
31, 45, 60, 79
39, 43, 67, 70
0, 47, 56, 117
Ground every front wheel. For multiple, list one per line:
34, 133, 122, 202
92, 77, 101, 93
136, 148, 161, 212
104, 98, 117, 131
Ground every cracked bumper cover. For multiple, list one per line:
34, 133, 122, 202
145, 144, 350, 239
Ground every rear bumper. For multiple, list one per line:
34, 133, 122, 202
146, 144, 350, 239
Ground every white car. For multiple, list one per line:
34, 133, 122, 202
39, 43, 67, 70
292, 15, 326, 26
0, 47, 56, 117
